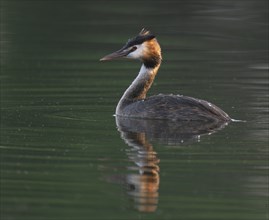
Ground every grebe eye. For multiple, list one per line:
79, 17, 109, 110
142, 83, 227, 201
131, 46, 137, 52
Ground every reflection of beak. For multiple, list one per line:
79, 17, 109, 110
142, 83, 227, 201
100, 47, 130, 61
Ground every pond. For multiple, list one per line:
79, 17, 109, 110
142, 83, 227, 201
1, 0, 268, 220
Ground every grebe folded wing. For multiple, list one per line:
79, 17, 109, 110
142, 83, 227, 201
119, 94, 230, 122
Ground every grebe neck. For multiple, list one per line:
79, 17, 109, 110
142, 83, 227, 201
116, 63, 160, 114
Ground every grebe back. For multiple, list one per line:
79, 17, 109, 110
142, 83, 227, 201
100, 29, 231, 122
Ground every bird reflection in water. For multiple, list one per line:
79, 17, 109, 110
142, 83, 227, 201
115, 116, 229, 212
121, 128, 160, 212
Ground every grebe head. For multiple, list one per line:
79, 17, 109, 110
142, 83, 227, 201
100, 29, 162, 68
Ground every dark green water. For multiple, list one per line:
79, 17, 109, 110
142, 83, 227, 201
1, 1, 268, 220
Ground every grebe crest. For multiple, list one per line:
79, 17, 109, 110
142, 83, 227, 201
100, 29, 231, 122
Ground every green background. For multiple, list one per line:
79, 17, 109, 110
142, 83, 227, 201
1, 0, 268, 219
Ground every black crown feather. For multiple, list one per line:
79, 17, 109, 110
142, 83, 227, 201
125, 28, 155, 48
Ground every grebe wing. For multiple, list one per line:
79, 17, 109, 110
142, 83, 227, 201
123, 94, 230, 122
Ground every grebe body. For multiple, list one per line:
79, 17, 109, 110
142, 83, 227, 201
100, 29, 231, 122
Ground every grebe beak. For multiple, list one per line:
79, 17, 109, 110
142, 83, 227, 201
100, 47, 130, 61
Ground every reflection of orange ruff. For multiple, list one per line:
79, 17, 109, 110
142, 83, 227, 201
127, 172, 159, 213
137, 176, 159, 213
125, 132, 160, 212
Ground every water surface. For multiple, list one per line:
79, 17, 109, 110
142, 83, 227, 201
1, 1, 268, 219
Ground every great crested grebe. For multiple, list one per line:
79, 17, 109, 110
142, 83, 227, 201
100, 29, 231, 122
